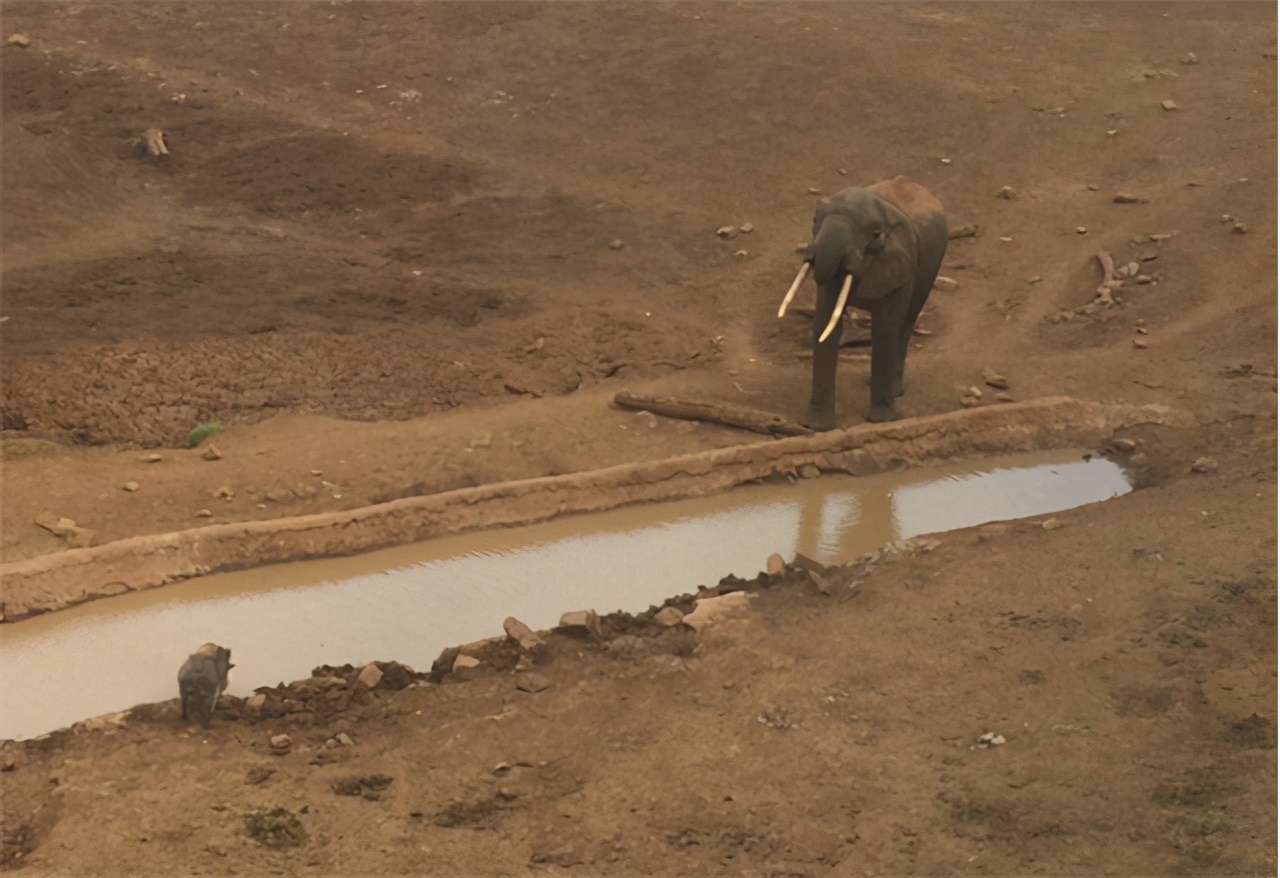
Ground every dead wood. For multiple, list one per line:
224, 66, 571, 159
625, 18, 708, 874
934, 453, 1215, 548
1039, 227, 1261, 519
613, 392, 812, 437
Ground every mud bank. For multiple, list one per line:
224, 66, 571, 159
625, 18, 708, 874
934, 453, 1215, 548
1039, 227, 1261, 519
0, 397, 1174, 620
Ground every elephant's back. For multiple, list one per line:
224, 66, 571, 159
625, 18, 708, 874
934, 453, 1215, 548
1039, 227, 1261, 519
869, 176, 943, 222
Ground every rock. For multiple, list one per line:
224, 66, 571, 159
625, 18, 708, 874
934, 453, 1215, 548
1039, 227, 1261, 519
269, 734, 292, 753
996, 186, 1016, 199
995, 392, 1015, 403
738, 222, 754, 234
1232, 222, 1249, 234
1120, 261, 1141, 277
1135, 274, 1154, 285
335, 732, 355, 747
1161, 99, 1179, 111
653, 606, 685, 627
195, 509, 213, 518
998, 236, 1012, 243
1191, 457, 1219, 473
515, 673, 551, 693
35, 513, 77, 537
1041, 518, 1066, 530
799, 464, 820, 479
214, 486, 234, 500
1110, 438, 1139, 454
608, 239, 625, 250
1133, 338, 1150, 349
1113, 193, 1145, 204
975, 732, 1007, 748
122, 481, 140, 492
201, 445, 223, 461
557, 610, 600, 633
1026, 275, 1042, 284
245, 693, 267, 711
245, 766, 273, 785
7, 33, 31, 47
807, 187, 821, 195
766, 553, 786, 575
715, 225, 737, 239
682, 591, 752, 634
966, 386, 984, 399
960, 397, 979, 408
932, 275, 959, 291
452, 654, 481, 672
734, 249, 749, 258
1075, 226, 1088, 235
139, 453, 163, 463
503, 617, 545, 652
940, 158, 953, 165
1180, 52, 1198, 64
982, 368, 1009, 389
356, 663, 383, 689
807, 569, 832, 595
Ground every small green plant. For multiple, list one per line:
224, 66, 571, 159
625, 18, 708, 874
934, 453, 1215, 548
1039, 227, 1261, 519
187, 421, 223, 448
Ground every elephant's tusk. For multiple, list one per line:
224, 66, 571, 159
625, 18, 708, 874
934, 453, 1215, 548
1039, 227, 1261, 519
817, 273, 854, 343
777, 261, 811, 318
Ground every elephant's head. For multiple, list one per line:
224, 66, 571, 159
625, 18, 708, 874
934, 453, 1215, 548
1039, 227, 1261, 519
778, 189, 915, 341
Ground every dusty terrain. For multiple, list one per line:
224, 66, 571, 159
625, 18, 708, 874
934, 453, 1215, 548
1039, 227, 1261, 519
1, 2, 1276, 875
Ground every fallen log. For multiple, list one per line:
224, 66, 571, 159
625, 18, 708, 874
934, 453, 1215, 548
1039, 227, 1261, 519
614, 391, 813, 437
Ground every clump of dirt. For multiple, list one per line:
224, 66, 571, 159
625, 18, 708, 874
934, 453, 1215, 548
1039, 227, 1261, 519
243, 807, 307, 849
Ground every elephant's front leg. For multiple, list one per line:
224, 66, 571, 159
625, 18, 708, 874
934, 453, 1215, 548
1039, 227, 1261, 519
805, 283, 844, 431
866, 293, 909, 423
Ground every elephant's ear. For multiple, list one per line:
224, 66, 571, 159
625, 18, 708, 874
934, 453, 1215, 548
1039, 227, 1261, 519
858, 220, 914, 298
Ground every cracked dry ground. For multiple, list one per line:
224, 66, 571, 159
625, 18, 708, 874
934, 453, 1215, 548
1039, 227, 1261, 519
1, 3, 1276, 876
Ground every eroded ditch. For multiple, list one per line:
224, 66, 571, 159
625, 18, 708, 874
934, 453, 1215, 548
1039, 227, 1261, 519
0, 449, 1131, 741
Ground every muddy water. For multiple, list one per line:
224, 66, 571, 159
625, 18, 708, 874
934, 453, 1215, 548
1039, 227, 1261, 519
0, 451, 1129, 740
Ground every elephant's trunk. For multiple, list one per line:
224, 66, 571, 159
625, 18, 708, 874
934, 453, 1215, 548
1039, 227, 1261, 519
817, 273, 855, 343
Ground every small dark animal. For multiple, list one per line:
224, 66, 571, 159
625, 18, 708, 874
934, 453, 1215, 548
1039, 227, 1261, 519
178, 642, 234, 728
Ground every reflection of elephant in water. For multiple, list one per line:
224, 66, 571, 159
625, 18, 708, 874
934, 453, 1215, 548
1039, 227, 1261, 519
778, 177, 947, 429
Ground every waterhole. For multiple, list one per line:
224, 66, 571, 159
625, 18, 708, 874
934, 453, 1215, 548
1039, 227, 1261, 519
0, 450, 1130, 740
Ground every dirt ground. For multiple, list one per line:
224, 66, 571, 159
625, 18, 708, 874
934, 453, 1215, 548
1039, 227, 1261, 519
1, 2, 1276, 875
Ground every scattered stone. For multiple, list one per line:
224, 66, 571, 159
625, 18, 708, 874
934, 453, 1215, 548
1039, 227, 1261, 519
1110, 438, 1139, 454
948, 224, 980, 239
557, 610, 600, 633
995, 392, 1015, 403
653, 606, 685, 627
356, 663, 383, 689
975, 732, 1007, 748
1113, 193, 1146, 204
982, 368, 1009, 389
807, 569, 832, 596
245, 766, 274, 785
1087, 183, 1101, 191
807, 187, 821, 195
139, 453, 163, 463
244, 693, 267, 711
1075, 226, 1088, 235
682, 591, 752, 634
932, 275, 959, 291
141, 127, 169, 157
200, 444, 223, 460
503, 617, 545, 652
195, 509, 213, 518
514, 654, 535, 672
799, 463, 820, 479
269, 734, 292, 754
515, 673, 551, 693
734, 249, 749, 258
998, 236, 1013, 243
1191, 457, 1219, 473
1133, 338, 1150, 349
996, 186, 1016, 199
940, 158, 953, 165
34, 513, 95, 547
965, 386, 984, 399
1232, 222, 1249, 234
122, 481, 140, 492
214, 486, 234, 501
1120, 261, 1141, 277
452, 654, 481, 672
1026, 275, 1042, 284
960, 397, 979, 408
738, 222, 754, 234
243, 807, 307, 848
715, 225, 737, 239
311, 469, 323, 477
1160, 99, 1179, 111
8, 33, 31, 47
766, 553, 786, 575
608, 239, 625, 250
1180, 52, 1198, 64
1041, 518, 1066, 530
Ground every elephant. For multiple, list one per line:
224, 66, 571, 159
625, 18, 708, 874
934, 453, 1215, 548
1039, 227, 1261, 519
778, 176, 947, 429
